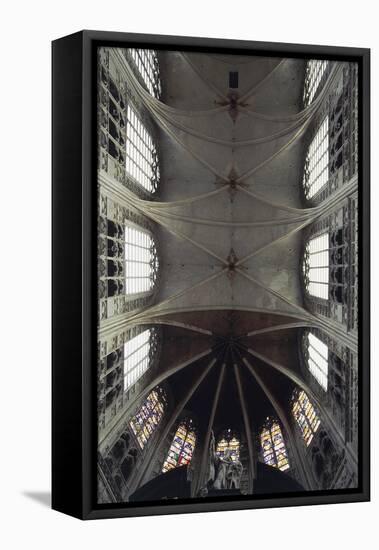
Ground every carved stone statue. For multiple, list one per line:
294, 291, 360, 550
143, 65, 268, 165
207, 431, 216, 485
213, 448, 233, 489
226, 453, 244, 490
202, 431, 243, 493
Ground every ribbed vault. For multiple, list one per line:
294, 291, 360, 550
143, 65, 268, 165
97, 47, 359, 502
116, 51, 332, 450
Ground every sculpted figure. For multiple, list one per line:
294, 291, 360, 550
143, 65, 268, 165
213, 448, 233, 489
200, 431, 243, 494
226, 456, 243, 489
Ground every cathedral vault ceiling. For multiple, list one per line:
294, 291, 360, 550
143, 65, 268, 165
121, 51, 327, 435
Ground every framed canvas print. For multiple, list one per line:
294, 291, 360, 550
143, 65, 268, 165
52, 30, 370, 520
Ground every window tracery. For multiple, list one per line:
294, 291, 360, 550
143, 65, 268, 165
162, 419, 196, 473
129, 388, 167, 449
128, 48, 162, 99
303, 232, 329, 299
124, 225, 159, 295
305, 332, 329, 391
125, 104, 160, 193
216, 430, 240, 462
123, 328, 159, 391
292, 390, 321, 446
97, 47, 161, 194
303, 116, 329, 199
260, 419, 290, 471
303, 60, 328, 106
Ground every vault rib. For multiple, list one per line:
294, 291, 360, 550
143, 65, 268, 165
242, 347, 358, 465
235, 267, 313, 320
128, 269, 228, 323
130, 357, 218, 493
235, 175, 358, 267
98, 347, 216, 448
235, 216, 318, 267
240, 321, 315, 338
242, 356, 312, 489
180, 52, 230, 102
236, 63, 341, 183
126, 306, 313, 322
234, 363, 256, 487
141, 208, 229, 265
237, 59, 287, 103
114, 49, 229, 181
196, 363, 226, 495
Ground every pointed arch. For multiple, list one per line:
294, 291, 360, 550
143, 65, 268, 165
162, 419, 197, 473
291, 389, 321, 447
129, 387, 167, 449
260, 418, 290, 471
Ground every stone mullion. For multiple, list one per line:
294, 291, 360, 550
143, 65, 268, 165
195, 364, 226, 495
130, 358, 216, 495
243, 357, 314, 490
234, 364, 256, 491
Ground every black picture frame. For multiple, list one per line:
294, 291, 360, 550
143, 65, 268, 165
52, 30, 370, 520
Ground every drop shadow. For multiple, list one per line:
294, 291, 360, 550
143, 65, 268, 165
22, 491, 51, 508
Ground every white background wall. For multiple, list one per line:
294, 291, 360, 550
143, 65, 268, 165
0, 1, 376, 547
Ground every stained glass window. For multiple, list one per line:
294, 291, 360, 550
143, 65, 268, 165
216, 430, 240, 462
260, 419, 290, 471
303, 232, 329, 299
129, 388, 166, 449
303, 116, 329, 199
125, 225, 159, 295
292, 390, 321, 446
306, 332, 329, 391
125, 105, 160, 193
128, 49, 162, 98
303, 60, 328, 107
162, 420, 196, 473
